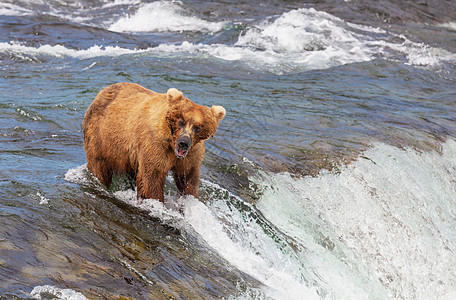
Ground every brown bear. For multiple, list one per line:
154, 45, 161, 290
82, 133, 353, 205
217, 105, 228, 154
83, 82, 225, 202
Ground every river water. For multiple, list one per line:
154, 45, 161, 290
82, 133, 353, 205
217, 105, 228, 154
1, 0, 456, 299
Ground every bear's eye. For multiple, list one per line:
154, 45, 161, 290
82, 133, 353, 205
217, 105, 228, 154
193, 126, 201, 134
177, 119, 185, 127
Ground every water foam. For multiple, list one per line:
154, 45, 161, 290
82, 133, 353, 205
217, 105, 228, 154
254, 138, 456, 299
103, 0, 142, 7
152, 8, 456, 72
36, 191, 49, 205
2, 10, 454, 74
108, 1, 225, 33
370, 35, 456, 67
234, 8, 373, 68
439, 22, 456, 32
153, 8, 377, 73
0, 3, 32, 16
31, 285, 88, 300
0, 41, 148, 60
2, 3, 454, 73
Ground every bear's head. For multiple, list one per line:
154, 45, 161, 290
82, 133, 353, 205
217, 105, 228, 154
166, 88, 225, 159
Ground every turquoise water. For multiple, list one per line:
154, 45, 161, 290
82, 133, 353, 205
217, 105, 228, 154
1, 1, 456, 299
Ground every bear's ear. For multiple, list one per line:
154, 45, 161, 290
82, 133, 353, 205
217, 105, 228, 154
211, 105, 226, 123
167, 88, 183, 103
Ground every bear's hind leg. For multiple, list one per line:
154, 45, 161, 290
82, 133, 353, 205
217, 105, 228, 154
87, 159, 113, 189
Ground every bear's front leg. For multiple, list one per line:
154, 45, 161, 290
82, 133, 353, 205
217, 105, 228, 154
136, 168, 167, 202
172, 166, 200, 198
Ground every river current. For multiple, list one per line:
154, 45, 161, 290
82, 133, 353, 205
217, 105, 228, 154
1, 0, 456, 299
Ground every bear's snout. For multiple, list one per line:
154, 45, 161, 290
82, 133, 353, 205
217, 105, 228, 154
175, 135, 192, 158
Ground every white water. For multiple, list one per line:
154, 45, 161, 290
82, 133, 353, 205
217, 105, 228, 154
150, 7, 379, 73
3, 4, 455, 73
159, 8, 456, 71
0, 3, 33, 16
439, 22, 456, 32
0, 42, 148, 60
254, 139, 456, 299
64, 138, 456, 299
108, 0, 225, 33
31, 285, 88, 300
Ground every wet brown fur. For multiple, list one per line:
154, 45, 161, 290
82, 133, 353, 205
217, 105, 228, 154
83, 82, 225, 201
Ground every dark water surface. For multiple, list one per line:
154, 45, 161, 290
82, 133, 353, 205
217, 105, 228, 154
1, 0, 456, 299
